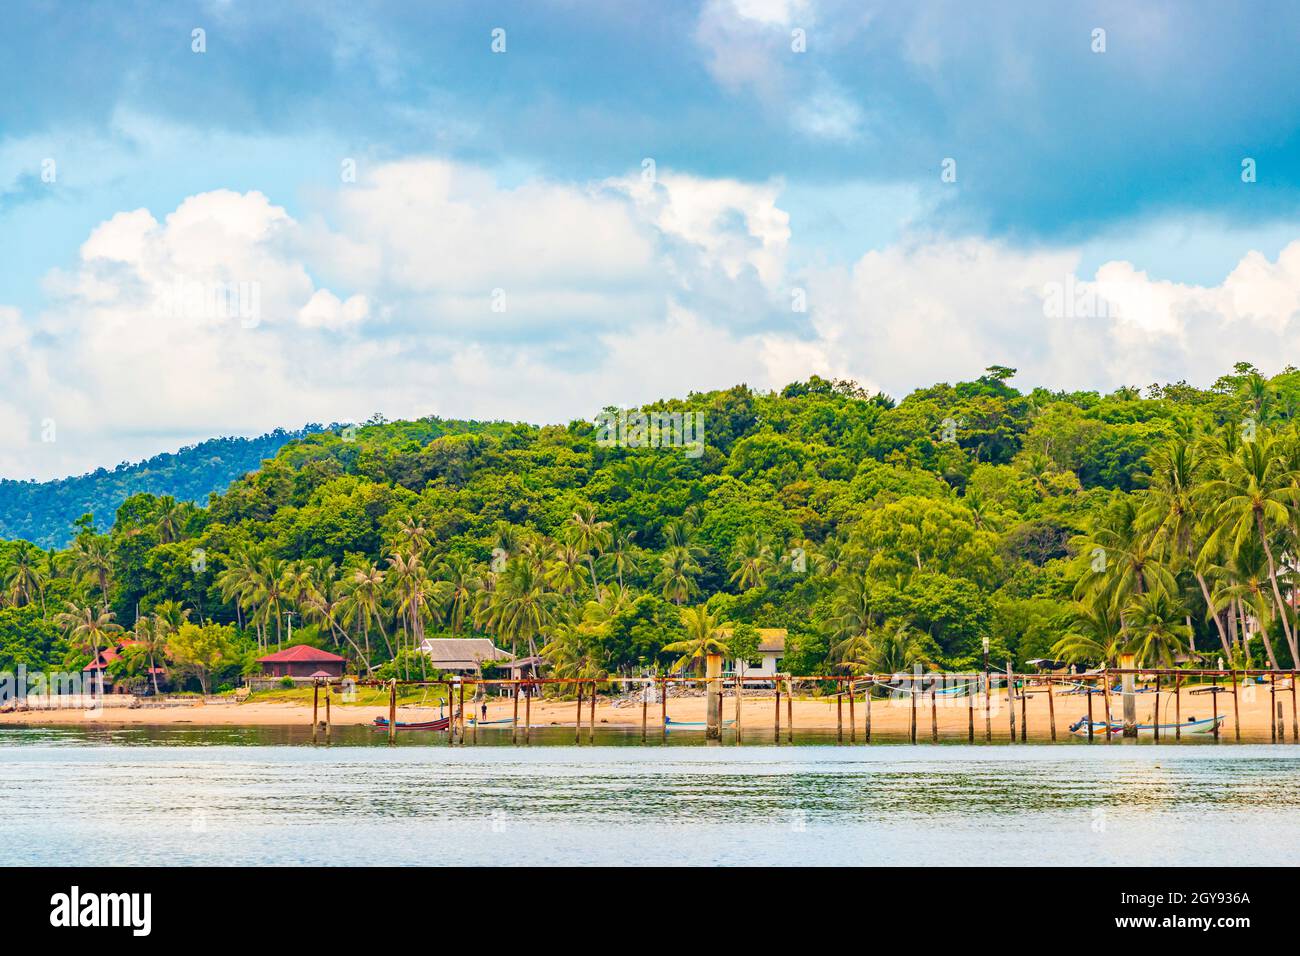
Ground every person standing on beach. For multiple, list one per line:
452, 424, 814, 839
481, 701, 488, 721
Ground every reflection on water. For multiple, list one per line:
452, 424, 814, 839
1, 727, 1297, 866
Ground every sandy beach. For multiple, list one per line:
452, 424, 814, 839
3, 681, 1297, 741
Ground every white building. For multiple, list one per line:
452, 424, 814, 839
720, 628, 787, 680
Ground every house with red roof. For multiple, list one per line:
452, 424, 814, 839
82, 640, 168, 694
257, 644, 347, 679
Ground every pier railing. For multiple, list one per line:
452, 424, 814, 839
302, 667, 1300, 746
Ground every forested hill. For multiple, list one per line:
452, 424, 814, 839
5, 363, 1300, 689
0, 427, 323, 548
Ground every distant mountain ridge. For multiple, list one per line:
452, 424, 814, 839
0, 426, 326, 548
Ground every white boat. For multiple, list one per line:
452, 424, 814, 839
1069, 715, 1224, 737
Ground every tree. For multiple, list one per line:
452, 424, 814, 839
661, 604, 729, 674
168, 621, 235, 695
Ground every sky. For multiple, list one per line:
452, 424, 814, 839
3, 0, 1300, 479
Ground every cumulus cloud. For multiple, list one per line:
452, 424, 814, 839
7, 156, 1300, 481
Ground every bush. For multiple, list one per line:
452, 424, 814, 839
279, 676, 295, 689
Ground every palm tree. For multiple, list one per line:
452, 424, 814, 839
131, 613, 174, 696
569, 505, 611, 592
55, 602, 122, 688
4, 540, 48, 612
729, 532, 775, 591
545, 541, 589, 600
342, 562, 391, 666
1202, 433, 1299, 666
69, 535, 113, 609
155, 496, 184, 543
433, 553, 480, 633
661, 604, 728, 674
1124, 590, 1192, 667
486, 559, 558, 667
601, 530, 638, 589
654, 546, 699, 605
395, 516, 431, 558
1052, 599, 1125, 666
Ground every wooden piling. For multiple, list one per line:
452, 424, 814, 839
523, 683, 531, 742
865, 683, 872, 743
1174, 673, 1182, 740
1270, 677, 1277, 743
983, 672, 991, 742
589, 679, 597, 742
661, 678, 667, 739
1047, 677, 1056, 742
642, 683, 649, 742
511, 682, 519, 743
576, 682, 584, 744
472, 689, 478, 745
312, 681, 319, 744
1102, 669, 1112, 744
458, 681, 465, 744
1152, 674, 1160, 743
734, 675, 742, 742
1019, 677, 1028, 743
967, 676, 975, 743
1212, 674, 1220, 739
324, 684, 331, 742
1007, 666, 1017, 743
774, 686, 781, 741
848, 680, 857, 744
1086, 680, 1095, 742
930, 681, 939, 743
909, 678, 917, 744
388, 679, 397, 744
836, 690, 843, 742
1232, 671, 1241, 742
786, 678, 793, 743
1291, 671, 1298, 742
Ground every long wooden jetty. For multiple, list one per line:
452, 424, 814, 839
309, 668, 1299, 745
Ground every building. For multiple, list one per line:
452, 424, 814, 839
720, 628, 787, 680
82, 640, 166, 694
257, 645, 347, 679
417, 637, 514, 675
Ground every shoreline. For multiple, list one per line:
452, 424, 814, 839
3, 686, 1297, 742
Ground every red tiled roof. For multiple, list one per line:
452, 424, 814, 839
257, 645, 347, 663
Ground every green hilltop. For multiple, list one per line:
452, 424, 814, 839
2, 362, 1298, 689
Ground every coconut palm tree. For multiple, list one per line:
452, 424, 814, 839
55, 602, 122, 687
654, 546, 699, 605
1124, 590, 1192, 667
4, 540, 48, 612
729, 532, 775, 591
155, 496, 184, 543
661, 604, 728, 675
432, 553, 480, 634
1052, 599, 1125, 666
1202, 433, 1300, 665
601, 530, 638, 589
569, 504, 611, 592
342, 562, 391, 666
69, 535, 113, 609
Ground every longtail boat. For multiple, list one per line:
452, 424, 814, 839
372, 714, 452, 732
1068, 715, 1223, 737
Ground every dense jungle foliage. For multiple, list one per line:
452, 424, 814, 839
3, 363, 1299, 693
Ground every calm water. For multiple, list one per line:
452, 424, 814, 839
2, 726, 1298, 865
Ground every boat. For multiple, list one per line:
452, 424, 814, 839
372, 714, 452, 732
466, 717, 516, 726
663, 716, 737, 729
1068, 715, 1224, 737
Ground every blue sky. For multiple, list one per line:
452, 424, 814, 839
3, 1, 1300, 478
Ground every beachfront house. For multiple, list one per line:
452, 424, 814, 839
418, 637, 514, 676
82, 640, 167, 695
257, 645, 347, 680
720, 628, 787, 681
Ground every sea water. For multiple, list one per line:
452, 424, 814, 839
1, 726, 1297, 865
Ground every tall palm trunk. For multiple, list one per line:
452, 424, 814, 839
1255, 511, 1296, 667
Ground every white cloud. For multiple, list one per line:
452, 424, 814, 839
8, 156, 1300, 482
